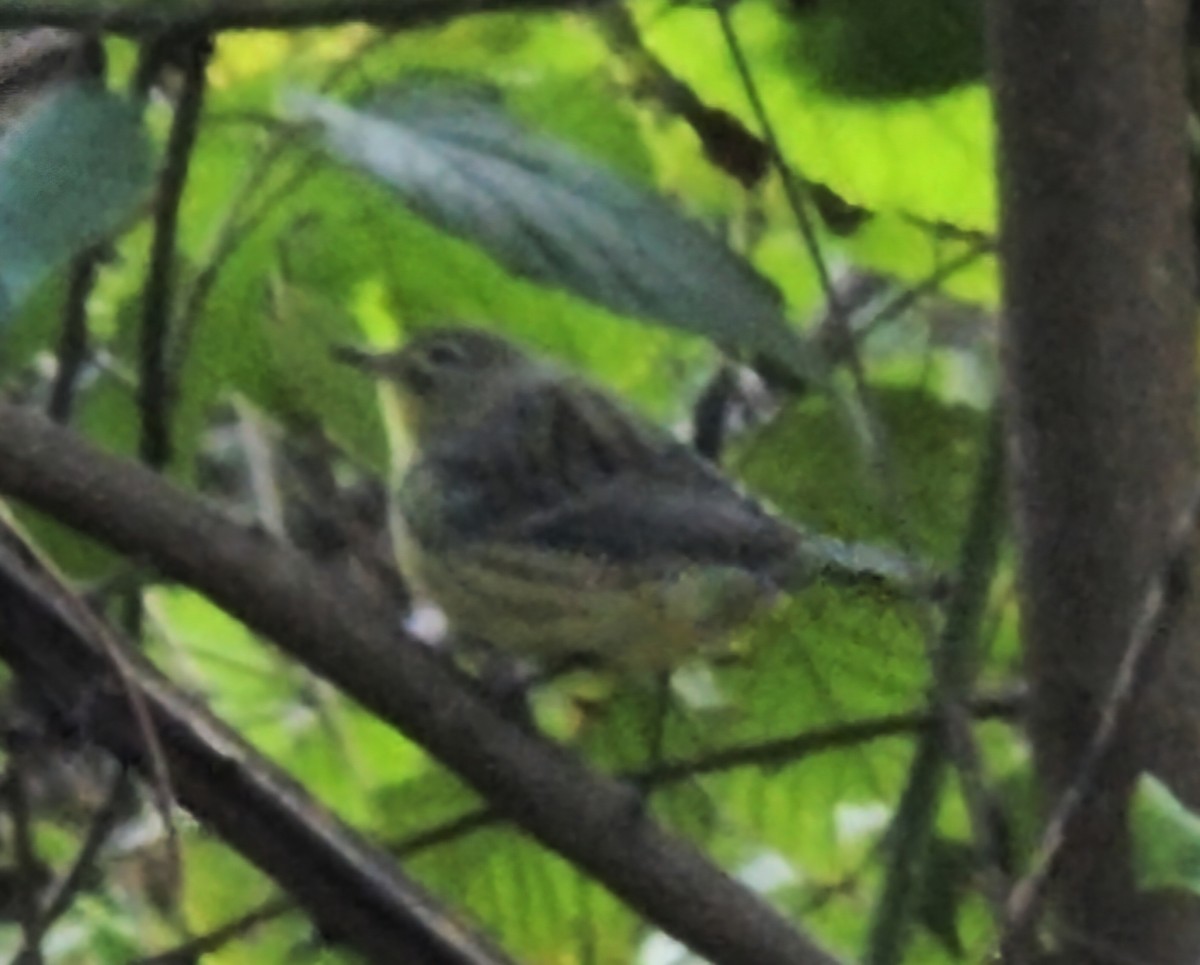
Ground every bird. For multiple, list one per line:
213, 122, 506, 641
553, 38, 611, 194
333, 326, 921, 672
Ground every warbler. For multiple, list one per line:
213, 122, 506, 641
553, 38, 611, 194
334, 327, 914, 671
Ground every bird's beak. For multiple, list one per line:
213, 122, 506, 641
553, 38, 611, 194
331, 344, 435, 396
330, 344, 392, 375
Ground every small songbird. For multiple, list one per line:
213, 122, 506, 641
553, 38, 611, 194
334, 326, 913, 671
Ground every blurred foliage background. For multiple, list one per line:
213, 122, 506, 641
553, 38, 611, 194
0, 1, 1033, 962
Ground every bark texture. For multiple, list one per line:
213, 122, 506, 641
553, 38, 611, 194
988, 0, 1200, 960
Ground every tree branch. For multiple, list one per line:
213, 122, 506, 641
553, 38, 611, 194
28, 769, 132, 946
3, 748, 45, 965
137, 35, 211, 469
0, 516, 516, 965
0, 0, 607, 36
865, 409, 1009, 965
0, 403, 842, 965
1000, 482, 1200, 958
132, 896, 294, 964
135, 688, 1023, 963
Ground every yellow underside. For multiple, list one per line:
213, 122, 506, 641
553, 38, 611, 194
401, 538, 774, 672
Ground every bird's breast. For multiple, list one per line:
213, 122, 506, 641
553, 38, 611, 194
400, 534, 776, 672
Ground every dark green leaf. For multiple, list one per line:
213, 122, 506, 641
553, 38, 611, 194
291, 88, 818, 379
781, 0, 985, 99
0, 83, 151, 323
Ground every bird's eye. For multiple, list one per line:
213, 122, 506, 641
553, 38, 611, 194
425, 341, 467, 367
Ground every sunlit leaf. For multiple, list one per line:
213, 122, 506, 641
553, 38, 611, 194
635, 0, 995, 233
411, 823, 639, 962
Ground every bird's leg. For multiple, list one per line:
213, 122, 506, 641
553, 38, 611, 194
463, 639, 541, 731
465, 640, 607, 731
644, 670, 672, 780
618, 670, 674, 820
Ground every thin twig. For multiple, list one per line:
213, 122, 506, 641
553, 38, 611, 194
390, 688, 1023, 853
715, 8, 1007, 952
691, 364, 739, 461
0, 515, 183, 949
998, 481, 1200, 960
641, 688, 1021, 785
716, 2, 945, 600
714, 4, 843, 331
127, 688, 1021, 964
170, 31, 387, 381
865, 410, 1009, 964
3, 752, 43, 965
35, 769, 132, 932
131, 896, 294, 965
11, 769, 133, 962
856, 240, 993, 343
137, 35, 212, 469
171, 145, 320, 385
131, 807, 507, 964
46, 246, 103, 425
714, 3, 928, 573
0, 0, 609, 36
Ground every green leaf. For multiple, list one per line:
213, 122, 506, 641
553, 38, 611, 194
291, 87, 817, 378
1131, 773, 1200, 894
147, 587, 430, 825
411, 823, 638, 962
738, 388, 986, 561
0, 83, 151, 323
0, 271, 68, 376
262, 279, 391, 469
637, 388, 991, 902
635, 0, 995, 234
783, 0, 985, 99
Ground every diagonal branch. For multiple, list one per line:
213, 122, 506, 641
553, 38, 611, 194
130, 688, 1024, 963
3, 748, 46, 965
0, 402, 843, 965
31, 769, 132, 942
0, 516, 516, 965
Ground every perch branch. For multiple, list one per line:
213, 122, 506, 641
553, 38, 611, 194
0, 402, 842, 965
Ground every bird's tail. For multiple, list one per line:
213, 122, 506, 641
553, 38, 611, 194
774, 532, 947, 602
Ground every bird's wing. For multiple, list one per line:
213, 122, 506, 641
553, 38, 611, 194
447, 377, 799, 569
504, 375, 713, 492
501, 481, 799, 574
410, 376, 734, 538
400, 375, 930, 598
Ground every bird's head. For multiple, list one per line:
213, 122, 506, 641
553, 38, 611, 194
333, 326, 543, 443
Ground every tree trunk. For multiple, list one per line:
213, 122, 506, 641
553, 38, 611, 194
988, 0, 1200, 961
